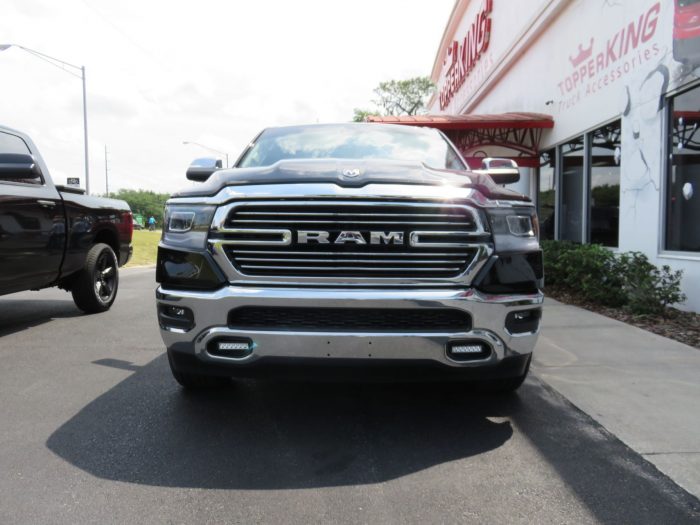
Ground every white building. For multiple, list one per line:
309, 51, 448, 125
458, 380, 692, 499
377, 0, 700, 311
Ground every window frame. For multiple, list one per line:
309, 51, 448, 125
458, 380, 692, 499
538, 116, 622, 247
535, 148, 557, 241
557, 134, 586, 244
660, 80, 700, 259
587, 120, 622, 248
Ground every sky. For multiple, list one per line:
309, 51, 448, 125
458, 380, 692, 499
1, 0, 454, 194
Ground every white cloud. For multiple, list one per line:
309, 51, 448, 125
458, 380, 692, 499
1, 0, 453, 194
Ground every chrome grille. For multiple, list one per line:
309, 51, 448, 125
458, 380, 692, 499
209, 201, 488, 279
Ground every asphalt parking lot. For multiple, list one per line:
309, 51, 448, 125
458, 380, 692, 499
1, 268, 699, 524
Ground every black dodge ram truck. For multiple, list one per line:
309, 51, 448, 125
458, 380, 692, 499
0, 125, 133, 312
157, 123, 543, 391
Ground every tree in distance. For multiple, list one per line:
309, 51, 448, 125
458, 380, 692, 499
109, 189, 170, 224
353, 76, 435, 122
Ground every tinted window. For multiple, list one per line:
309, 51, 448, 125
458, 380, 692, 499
538, 149, 556, 240
559, 137, 585, 243
589, 122, 620, 247
238, 124, 466, 170
666, 85, 700, 252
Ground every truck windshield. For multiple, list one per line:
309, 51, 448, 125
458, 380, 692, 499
237, 124, 466, 170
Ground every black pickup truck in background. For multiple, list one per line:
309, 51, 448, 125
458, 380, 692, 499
0, 125, 133, 313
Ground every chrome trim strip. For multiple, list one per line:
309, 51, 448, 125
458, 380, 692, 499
173, 184, 487, 206
239, 265, 464, 272
409, 232, 481, 248
233, 219, 471, 226
211, 199, 487, 236
167, 183, 535, 209
466, 289, 544, 306
211, 228, 292, 245
157, 285, 543, 305
236, 258, 467, 264
160, 326, 189, 334
232, 250, 466, 257
236, 211, 465, 217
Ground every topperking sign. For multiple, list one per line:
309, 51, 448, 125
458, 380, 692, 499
439, 0, 493, 110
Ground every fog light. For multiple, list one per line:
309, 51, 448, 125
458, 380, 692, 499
505, 308, 542, 334
451, 344, 485, 354
208, 338, 253, 359
447, 341, 491, 362
218, 341, 250, 351
157, 304, 195, 331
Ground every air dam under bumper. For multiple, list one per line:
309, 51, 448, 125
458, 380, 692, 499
157, 286, 542, 378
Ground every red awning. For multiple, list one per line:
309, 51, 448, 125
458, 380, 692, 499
366, 112, 554, 131
367, 112, 554, 168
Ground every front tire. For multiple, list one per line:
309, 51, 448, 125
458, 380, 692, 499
71, 243, 119, 313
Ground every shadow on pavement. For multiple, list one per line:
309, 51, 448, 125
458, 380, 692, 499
46, 354, 700, 522
48, 354, 514, 489
0, 299, 83, 337
510, 380, 700, 523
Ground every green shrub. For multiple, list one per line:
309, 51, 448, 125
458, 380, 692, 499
541, 241, 686, 314
618, 252, 686, 315
541, 240, 626, 306
540, 240, 575, 287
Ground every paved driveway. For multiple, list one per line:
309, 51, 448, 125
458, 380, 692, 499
0, 268, 698, 524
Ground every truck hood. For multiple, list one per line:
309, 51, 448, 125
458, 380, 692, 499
171, 159, 530, 202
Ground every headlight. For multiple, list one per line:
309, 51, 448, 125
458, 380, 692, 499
485, 206, 540, 252
477, 206, 543, 295
162, 204, 216, 249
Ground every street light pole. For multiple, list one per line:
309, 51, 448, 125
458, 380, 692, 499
182, 140, 229, 168
82, 65, 90, 195
0, 44, 90, 194
104, 144, 109, 197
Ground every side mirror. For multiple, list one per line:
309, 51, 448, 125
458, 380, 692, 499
0, 153, 43, 181
186, 157, 222, 182
481, 158, 520, 185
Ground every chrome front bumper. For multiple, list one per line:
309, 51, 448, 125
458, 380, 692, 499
157, 286, 543, 370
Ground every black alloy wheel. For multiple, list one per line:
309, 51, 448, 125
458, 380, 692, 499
71, 243, 120, 313
94, 249, 117, 304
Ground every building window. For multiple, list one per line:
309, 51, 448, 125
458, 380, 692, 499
538, 149, 556, 240
667, 85, 700, 252
589, 122, 621, 247
559, 137, 585, 243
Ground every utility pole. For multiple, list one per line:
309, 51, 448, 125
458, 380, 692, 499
83, 66, 90, 195
104, 145, 109, 197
